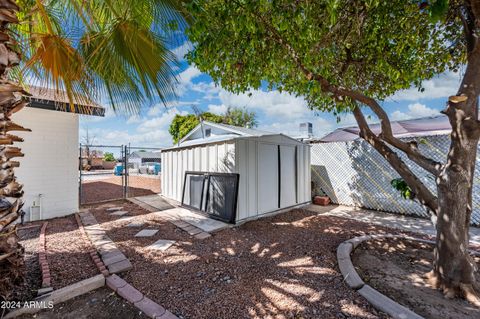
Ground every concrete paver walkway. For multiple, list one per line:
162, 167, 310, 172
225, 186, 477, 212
306, 204, 480, 246
133, 194, 229, 234
158, 207, 228, 233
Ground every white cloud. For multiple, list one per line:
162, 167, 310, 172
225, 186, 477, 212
259, 115, 333, 138
207, 104, 228, 114
126, 115, 142, 124
217, 89, 309, 120
390, 103, 440, 121
147, 100, 200, 116
390, 71, 462, 102
81, 108, 189, 147
137, 108, 187, 133
172, 41, 193, 61
178, 65, 202, 86
176, 65, 203, 96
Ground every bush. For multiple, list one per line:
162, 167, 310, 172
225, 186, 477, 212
103, 152, 115, 162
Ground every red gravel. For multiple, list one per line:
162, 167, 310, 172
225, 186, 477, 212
81, 176, 161, 204
91, 203, 404, 319
11, 226, 42, 302
353, 237, 480, 319
45, 215, 99, 289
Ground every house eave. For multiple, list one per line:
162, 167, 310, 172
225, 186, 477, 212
29, 98, 105, 117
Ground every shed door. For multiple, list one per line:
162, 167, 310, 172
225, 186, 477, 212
258, 143, 279, 213
280, 145, 296, 207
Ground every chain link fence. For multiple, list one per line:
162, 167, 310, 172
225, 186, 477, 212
79, 144, 161, 205
311, 134, 480, 226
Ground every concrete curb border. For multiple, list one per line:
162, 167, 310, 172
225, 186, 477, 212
78, 211, 132, 274
4, 274, 105, 319
106, 274, 178, 319
74, 213, 110, 277
337, 234, 428, 319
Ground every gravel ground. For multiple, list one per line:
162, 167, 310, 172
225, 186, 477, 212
353, 237, 480, 319
10, 226, 42, 302
18, 287, 149, 319
81, 176, 161, 204
91, 204, 401, 319
45, 215, 99, 289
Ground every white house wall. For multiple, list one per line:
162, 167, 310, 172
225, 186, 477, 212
13, 107, 79, 220
161, 142, 235, 202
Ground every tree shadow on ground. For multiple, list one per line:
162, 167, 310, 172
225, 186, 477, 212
15, 204, 455, 319
95, 207, 402, 319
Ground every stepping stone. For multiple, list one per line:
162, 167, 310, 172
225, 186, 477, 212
103, 252, 127, 266
108, 259, 133, 274
110, 211, 129, 216
106, 207, 123, 212
134, 229, 159, 237
147, 239, 176, 251
127, 222, 145, 228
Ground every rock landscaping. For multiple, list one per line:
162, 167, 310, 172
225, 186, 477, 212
44, 215, 99, 289
11, 226, 42, 303
88, 202, 422, 318
352, 236, 480, 319
12, 201, 477, 319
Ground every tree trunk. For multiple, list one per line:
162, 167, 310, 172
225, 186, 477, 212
0, 0, 30, 302
429, 97, 480, 303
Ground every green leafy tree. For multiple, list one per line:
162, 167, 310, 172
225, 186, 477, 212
0, 0, 187, 300
103, 152, 116, 162
169, 112, 224, 143
187, 0, 480, 302
224, 106, 257, 128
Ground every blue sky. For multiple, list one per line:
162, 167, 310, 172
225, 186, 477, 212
79, 40, 463, 148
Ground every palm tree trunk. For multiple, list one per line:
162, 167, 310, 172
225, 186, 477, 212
0, 0, 31, 301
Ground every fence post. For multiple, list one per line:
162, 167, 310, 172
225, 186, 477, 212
79, 143, 82, 207
124, 145, 128, 199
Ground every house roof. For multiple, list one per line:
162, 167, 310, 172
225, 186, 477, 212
206, 121, 271, 136
315, 115, 451, 143
28, 86, 105, 117
129, 151, 162, 159
163, 121, 303, 151
179, 120, 271, 145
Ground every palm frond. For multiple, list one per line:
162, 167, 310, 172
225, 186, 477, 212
10, 0, 187, 115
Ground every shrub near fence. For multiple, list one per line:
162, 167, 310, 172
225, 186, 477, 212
310, 134, 480, 226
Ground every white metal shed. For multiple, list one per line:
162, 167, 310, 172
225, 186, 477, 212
161, 121, 311, 223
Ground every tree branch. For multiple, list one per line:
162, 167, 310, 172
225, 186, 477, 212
255, 8, 442, 175
353, 105, 439, 215
358, 98, 443, 175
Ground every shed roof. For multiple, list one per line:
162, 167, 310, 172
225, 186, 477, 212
315, 115, 451, 143
28, 86, 105, 117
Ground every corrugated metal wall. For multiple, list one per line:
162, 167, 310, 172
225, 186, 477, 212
311, 134, 480, 226
235, 135, 311, 222
161, 142, 235, 202
161, 135, 311, 222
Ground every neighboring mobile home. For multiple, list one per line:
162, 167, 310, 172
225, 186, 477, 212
128, 150, 162, 169
13, 87, 104, 221
161, 121, 311, 224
